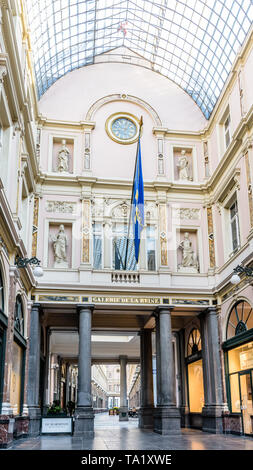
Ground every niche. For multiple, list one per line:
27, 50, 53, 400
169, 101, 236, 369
177, 230, 199, 273
174, 148, 193, 182
52, 138, 74, 173
48, 223, 72, 268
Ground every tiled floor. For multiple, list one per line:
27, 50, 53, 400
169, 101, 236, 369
4, 413, 253, 450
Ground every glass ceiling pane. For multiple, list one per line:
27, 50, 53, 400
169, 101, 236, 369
27, 0, 253, 119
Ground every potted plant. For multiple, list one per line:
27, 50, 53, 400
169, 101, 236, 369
113, 406, 119, 415
67, 400, 75, 416
47, 400, 66, 417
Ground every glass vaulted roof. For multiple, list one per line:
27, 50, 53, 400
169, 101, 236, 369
27, 0, 253, 119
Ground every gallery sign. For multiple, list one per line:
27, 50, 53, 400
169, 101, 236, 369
41, 417, 72, 434
91, 296, 161, 304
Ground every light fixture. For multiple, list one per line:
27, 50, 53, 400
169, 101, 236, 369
15, 256, 44, 277
230, 273, 241, 285
230, 265, 253, 285
33, 265, 44, 277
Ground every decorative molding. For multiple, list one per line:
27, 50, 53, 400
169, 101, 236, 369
32, 197, 39, 257
82, 199, 90, 263
207, 206, 216, 268
172, 298, 210, 305
215, 167, 241, 205
46, 201, 76, 214
244, 150, 253, 227
38, 295, 80, 302
172, 208, 200, 220
111, 272, 140, 284
112, 202, 129, 218
0, 54, 7, 83
85, 93, 162, 126
159, 203, 168, 266
0, 236, 9, 258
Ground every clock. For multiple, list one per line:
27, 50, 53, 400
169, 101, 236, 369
105, 112, 140, 144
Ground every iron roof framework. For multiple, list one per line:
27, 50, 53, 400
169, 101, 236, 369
27, 0, 253, 118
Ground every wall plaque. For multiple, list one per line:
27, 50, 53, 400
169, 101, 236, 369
41, 418, 72, 434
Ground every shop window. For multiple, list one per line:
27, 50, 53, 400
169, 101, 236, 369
227, 340, 253, 428
146, 225, 156, 271
14, 295, 24, 336
112, 223, 136, 271
226, 300, 253, 340
229, 373, 241, 413
9, 341, 24, 415
228, 341, 253, 374
224, 114, 231, 149
188, 360, 204, 413
93, 222, 102, 270
187, 328, 202, 356
229, 200, 240, 252
187, 328, 204, 414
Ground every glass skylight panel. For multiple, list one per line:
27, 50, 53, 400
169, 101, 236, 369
27, 0, 253, 119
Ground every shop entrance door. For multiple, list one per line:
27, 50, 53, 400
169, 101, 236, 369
239, 372, 253, 435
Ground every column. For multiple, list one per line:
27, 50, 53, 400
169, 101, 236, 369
27, 303, 41, 436
200, 307, 225, 433
139, 329, 154, 428
43, 329, 51, 414
119, 355, 128, 421
154, 307, 181, 435
74, 304, 94, 437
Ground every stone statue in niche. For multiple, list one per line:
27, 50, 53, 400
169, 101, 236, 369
178, 232, 198, 273
57, 139, 70, 172
177, 150, 192, 181
51, 224, 68, 268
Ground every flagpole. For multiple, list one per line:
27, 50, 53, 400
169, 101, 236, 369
123, 116, 143, 270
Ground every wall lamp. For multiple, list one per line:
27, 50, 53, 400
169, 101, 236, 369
230, 265, 253, 285
15, 256, 44, 277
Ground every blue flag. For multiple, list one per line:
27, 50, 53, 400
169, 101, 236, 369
131, 136, 144, 262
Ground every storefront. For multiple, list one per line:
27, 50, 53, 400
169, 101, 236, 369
223, 300, 253, 435
10, 295, 26, 416
186, 328, 204, 429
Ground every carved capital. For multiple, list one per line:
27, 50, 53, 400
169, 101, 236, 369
0, 64, 7, 83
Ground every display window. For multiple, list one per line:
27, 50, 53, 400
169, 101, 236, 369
188, 359, 204, 413
186, 328, 204, 414
225, 300, 253, 435
9, 341, 24, 415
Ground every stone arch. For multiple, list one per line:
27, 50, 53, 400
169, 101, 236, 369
0, 255, 8, 316
184, 318, 201, 358
14, 292, 26, 337
85, 93, 162, 127
225, 296, 253, 341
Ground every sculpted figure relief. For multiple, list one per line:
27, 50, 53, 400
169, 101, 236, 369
178, 232, 198, 271
57, 139, 70, 172
51, 224, 68, 268
177, 150, 191, 181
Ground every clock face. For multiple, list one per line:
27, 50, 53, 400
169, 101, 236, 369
105, 113, 139, 144
111, 118, 137, 141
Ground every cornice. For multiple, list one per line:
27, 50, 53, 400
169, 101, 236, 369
37, 115, 96, 131
203, 105, 253, 196
202, 27, 253, 135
